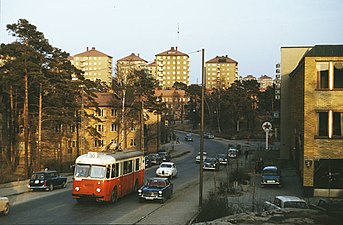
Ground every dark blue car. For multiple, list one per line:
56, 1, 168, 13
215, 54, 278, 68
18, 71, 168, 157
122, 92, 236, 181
261, 166, 282, 187
138, 177, 173, 203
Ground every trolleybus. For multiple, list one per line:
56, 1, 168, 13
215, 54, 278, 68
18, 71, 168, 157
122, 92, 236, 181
72, 150, 144, 203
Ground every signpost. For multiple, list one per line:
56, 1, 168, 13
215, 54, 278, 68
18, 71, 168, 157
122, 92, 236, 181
262, 122, 272, 150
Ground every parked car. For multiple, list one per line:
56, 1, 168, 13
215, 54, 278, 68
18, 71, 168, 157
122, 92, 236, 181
28, 170, 67, 191
203, 157, 220, 171
158, 151, 171, 162
195, 152, 207, 163
263, 196, 309, 211
156, 162, 177, 179
216, 153, 228, 165
204, 132, 214, 139
145, 156, 152, 168
184, 133, 193, 141
145, 153, 163, 165
261, 165, 282, 187
138, 177, 173, 203
227, 148, 239, 159
0, 196, 9, 216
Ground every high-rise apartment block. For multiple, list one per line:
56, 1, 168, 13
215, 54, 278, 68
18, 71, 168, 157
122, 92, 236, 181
205, 55, 238, 89
70, 47, 113, 86
154, 47, 190, 88
116, 53, 147, 78
258, 75, 274, 92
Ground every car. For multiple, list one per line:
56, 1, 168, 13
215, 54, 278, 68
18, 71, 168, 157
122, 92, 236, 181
145, 156, 152, 168
158, 151, 171, 162
204, 132, 214, 139
195, 152, 207, 163
203, 157, 220, 171
261, 165, 282, 187
145, 153, 163, 165
0, 197, 9, 216
216, 153, 228, 165
227, 148, 239, 159
28, 169, 67, 191
156, 162, 177, 179
264, 196, 309, 211
138, 177, 173, 203
184, 133, 193, 141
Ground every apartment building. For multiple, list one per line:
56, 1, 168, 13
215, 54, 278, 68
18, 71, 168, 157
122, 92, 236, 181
258, 75, 274, 92
70, 47, 113, 86
155, 47, 190, 88
282, 45, 343, 197
205, 55, 238, 89
116, 53, 148, 78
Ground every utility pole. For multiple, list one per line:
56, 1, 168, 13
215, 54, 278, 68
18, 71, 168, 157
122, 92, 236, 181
37, 83, 42, 171
199, 48, 205, 208
24, 69, 29, 178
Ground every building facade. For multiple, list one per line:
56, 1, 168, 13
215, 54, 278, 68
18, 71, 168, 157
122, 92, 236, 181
205, 55, 238, 89
258, 75, 274, 92
70, 47, 113, 86
283, 45, 343, 197
116, 53, 148, 78
155, 47, 190, 88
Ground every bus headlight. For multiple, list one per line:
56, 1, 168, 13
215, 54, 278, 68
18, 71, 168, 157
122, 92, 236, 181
96, 188, 101, 193
75, 187, 80, 191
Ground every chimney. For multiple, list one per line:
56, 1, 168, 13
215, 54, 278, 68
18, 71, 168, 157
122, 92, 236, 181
226, 55, 228, 58
86, 47, 89, 51
176, 46, 178, 52
92, 47, 95, 50
171, 47, 175, 50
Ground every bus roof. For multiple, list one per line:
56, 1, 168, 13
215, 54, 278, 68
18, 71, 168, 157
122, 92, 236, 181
75, 150, 144, 165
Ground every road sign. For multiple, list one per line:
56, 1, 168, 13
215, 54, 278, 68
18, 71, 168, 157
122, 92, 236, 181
262, 122, 272, 132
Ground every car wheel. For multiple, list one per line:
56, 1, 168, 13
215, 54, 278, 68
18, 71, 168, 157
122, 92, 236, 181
2, 203, 9, 215
49, 184, 54, 191
110, 187, 118, 204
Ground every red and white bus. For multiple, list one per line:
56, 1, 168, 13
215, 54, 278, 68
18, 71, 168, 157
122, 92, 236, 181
72, 150, 145, 203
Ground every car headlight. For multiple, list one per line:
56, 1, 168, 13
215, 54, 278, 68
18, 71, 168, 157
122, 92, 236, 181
158, 191, 162, 194
75, 187, 80, 191
138, 189, 142, 193
96, 188, 101, 193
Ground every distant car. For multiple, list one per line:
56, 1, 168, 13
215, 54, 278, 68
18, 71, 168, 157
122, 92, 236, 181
216, 153, 228, 165
0, 196, 9, 216
264, 196, 308, 211
28, 170, 67, 191
184, 133, 193, 141
195, 152, 207, 163
145, 156, 152, 168
227, 148, 239, 159
204, 132, 214, 139
261, 166, 282, 187
158, 151, 171, 162
146, 154, 163, 165
138, 177, 173, 203
203, 157, 220, 171
156, 162, 177, 179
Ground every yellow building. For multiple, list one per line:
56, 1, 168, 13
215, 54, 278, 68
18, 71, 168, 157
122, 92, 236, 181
155, 47, 190, 88
205, 55, 238, 89
116, 53, 147, 78
283, 45, 343, 197
70, 47, 113, 87
147, 61, 157, 79
258, 75, 274, 92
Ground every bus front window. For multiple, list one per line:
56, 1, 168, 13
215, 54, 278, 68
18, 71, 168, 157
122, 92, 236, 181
75, 165, 90, 178
90, 166, 106, 179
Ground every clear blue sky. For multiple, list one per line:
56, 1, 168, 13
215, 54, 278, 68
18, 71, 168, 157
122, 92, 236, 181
1, 0, 342, 84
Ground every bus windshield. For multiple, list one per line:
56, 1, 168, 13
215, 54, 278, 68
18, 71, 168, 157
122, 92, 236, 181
75, 165, 106, 179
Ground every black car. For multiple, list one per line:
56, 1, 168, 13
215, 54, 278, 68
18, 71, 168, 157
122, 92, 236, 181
28, 170, 67, 191
203, 157, 220, 171
138, 177, 173, 203
145, 154, 163, 165
261, 166, 282, 187
158, 151, 171, 162
216, 153, 228, 165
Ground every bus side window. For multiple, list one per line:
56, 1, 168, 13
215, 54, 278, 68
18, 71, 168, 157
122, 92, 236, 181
135, 158, 139, 171
106, 166, 111, 179
124, 161, 128, 174
116, 163, 120, 177
111, 164, 115, 178
128, 160, 132, 173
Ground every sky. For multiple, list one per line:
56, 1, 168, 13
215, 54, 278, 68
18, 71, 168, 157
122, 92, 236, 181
1, 0, 342, 84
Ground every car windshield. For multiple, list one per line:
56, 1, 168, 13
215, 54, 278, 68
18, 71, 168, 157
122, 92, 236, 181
284, 201, 308, 209
205, 158, 216, 163
147, 180, 166, 188
160, 164, 172, 168
217, 154, 226, 158
31, 173, 45, 180
262, 169, 278, 176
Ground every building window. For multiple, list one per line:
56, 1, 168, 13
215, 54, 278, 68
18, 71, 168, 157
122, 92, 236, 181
111, 123, 118, 132
111, 109, 117, 116
94, 139, 104, 147
96, 124, 104, 132
130, 138, 136, 146
316, 111, 343, 138
317, 62, 343, 89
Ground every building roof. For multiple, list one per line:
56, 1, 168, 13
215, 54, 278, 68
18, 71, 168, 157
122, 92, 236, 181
147, 61, 156, 66
155, 47, 188, 57
206, 55, 237, 64
259, 75, 273, 80
305, 45, 343, 57
86, 92, 120, 107
117, 53, 147, 62
73, 47, 112, 58
154, 89, 186, 98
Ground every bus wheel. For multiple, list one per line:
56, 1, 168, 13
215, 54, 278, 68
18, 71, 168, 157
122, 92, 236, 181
110, 188, 118, 204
